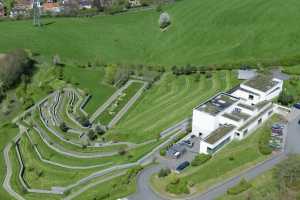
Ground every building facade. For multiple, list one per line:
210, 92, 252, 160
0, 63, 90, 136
191, 75, 283, 154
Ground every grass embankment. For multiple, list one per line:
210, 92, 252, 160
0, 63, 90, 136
63, 65, 115, 114
17, 131, 162, 189
1, 0, 300, 66
107, 70, 239, 143
151, 115, 282, 198
97, 82, 144, 125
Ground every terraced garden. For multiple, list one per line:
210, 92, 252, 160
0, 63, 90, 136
2, 70, 240, 200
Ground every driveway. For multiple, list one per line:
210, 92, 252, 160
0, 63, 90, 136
285, 108, 300, 154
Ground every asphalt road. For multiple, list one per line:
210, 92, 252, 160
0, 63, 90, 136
128, 110, 300, 200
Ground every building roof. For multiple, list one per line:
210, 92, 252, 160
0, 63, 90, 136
272, 69, 290, 81
238, 103, 272, 131
237, 103, 255, 111
205, 125, 235, 144
238, 70, 257, 80
243, 75, 280, 92
43, 2, 60, 10
196, 93, 239, 116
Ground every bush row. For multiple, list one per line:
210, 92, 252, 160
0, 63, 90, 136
191, 154, 212, 166
227, 178, 252, 195
258, 130, 272, 155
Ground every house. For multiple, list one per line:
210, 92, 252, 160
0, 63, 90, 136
43, 2, 61, 13
79, 0, 92, 9
10, 0, 33, 17
0, 2, 4, 17
191, 75, 283, 154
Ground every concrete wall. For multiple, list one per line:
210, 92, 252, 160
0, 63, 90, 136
192, 110, 218, 137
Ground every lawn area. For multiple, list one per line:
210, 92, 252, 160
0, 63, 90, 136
150, 114, 283, 198
1, 0, 300, 66
106, 70, 239, 143
97, 81, 144, 125
63, 65, 115, 114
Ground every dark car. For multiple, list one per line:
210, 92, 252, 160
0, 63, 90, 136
294, 103, 300, 110
181, 140, 194, 148
298, 120, 300, 125
175, 161, 190, 173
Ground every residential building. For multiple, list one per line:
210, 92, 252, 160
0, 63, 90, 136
0, 2, 4, 17
191, 75, 283, 154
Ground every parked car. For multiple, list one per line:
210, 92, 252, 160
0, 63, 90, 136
294, 103, 300, 109
298, 119, 300, 125
175, 161, 190, 173
181, 140, 194, 148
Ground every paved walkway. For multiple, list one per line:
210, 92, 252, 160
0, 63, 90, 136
128, 109, 300, 200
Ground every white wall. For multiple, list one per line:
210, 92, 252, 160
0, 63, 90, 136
192, 110, 218, 138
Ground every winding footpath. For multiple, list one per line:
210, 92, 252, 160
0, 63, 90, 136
128, 110, 300, 200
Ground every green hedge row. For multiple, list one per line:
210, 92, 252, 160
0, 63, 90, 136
191, 154, 212, 166
227, 179, 252, 195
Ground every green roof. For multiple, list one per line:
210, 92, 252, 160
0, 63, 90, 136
197, 93, 239, 116
237, 103, 255, 111
244, 75, 279, 92
205, 125, 235, 144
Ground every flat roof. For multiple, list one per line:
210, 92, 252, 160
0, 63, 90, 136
222, 111, 251, 122
243, 75, 279, 92
237, 103, 256, 111
196, 93, 239, 116
205, 125, 236, 144
238, 103, 273, 131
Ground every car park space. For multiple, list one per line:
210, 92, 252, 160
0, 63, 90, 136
159, 136, 200, 172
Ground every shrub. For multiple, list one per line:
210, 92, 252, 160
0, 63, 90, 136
166, 177, 189, 194
159, 12, 171, 29
227, 179, 252, 195
158, 168, 171, 178
258, 131, 272, 155
59, 122, 69, 132
160, 148, 166, 156
191, 154, 212, 166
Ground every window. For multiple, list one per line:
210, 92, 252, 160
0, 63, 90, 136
243, 129, 248, 136
207, 137, 231, 154
258, 118, 262, 124
268, 110, 273, 116
235, 132, 240, 136
248, 95, 254, 100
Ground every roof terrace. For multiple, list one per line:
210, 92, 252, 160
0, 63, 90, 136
196, 93, 239, 116
243, 75, 279, 92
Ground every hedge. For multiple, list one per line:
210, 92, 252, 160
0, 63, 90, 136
191, 154, 212, 166
227, 179, 252, 195
258, 131, 272, 155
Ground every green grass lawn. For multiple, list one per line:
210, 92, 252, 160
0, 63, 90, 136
63, 65, 115, 114
1, 0, 300, 66
106, 70, 239, 143
151, 115, 283, 197
97, 81, 144, 125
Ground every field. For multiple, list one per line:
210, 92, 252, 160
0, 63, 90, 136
106, 70, 239, 143
1, 0, 300, 66
151, 115, 282, 197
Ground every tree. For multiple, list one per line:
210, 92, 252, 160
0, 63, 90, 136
87, 129, 97, 140
159, 12, 171, 29
278, 91, 294, 106
0, 49, 33, 89
64, 0, 80, 16
95, 125, 105, 135
104, 64, 118, 85
59, 122, 69, 132
274, 155, 300, 196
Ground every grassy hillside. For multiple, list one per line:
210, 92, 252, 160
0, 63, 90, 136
1, 0, 300, 66
107, 70, 239, 143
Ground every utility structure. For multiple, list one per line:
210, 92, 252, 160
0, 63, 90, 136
33, 0, 41, 26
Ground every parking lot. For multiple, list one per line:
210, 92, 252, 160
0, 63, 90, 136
158, 136, 200, 170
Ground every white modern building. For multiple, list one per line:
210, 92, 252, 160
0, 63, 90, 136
191, 75, 283, 154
